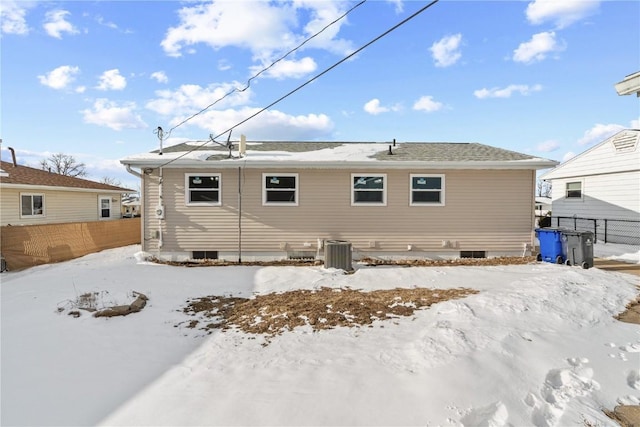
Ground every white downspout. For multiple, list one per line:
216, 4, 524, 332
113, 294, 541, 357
125, 164, 145, 253
158, 167, 164, 252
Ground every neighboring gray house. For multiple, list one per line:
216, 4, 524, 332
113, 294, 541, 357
121, 139, 557, 262
540, 129, 640, 244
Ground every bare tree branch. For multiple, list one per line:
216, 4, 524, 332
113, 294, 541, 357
41, 153, 87, 177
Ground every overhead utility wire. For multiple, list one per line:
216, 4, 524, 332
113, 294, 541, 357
165, 0, 367, 140
158, 0, 440, 169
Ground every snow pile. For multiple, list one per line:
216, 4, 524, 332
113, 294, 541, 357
1, 245, 638, 427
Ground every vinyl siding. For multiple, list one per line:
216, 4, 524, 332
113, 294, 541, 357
143, 168, 535, 256
550, 171, 640, 220
0, 188, 122, 226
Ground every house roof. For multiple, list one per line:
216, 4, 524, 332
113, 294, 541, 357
615, 71, 640, 96
540, 129, 639, 181
0, 160, 134, 193
121, 141, 557, 170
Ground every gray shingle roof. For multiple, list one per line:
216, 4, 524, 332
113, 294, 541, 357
158, 141, 538, 162
374, 142, 535, 161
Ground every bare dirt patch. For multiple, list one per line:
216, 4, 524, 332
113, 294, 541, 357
604, 405, 640, 427
615, 296, 640, 325
156, 256, 537, 268
180, 287, 478, 341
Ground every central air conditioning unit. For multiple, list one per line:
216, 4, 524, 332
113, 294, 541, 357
155, 205, 165, 219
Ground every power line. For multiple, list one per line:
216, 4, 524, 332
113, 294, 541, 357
164, 0, 367, 140
157, 0, 440, 168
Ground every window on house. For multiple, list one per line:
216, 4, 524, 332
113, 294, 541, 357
460, 251, 486, 259
99, 197, 111, 218
186, 174, 221, 206
352, 174, 386, 205
410, 174, 445, 206
192, 251, 218, 260
20, 194, 44, 217
566, 182, 582, 199
263, 174, 298, 205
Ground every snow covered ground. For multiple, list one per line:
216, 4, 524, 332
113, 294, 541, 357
1, 243, 639, 427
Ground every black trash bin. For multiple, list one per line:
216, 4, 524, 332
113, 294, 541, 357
561, 230, 594, 269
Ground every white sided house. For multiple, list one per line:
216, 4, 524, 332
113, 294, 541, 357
121, 139, 557, 262
540, 129, 640, 243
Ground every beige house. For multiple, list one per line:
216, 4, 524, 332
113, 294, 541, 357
120, 140, 557, 261
0, 160, 134, 226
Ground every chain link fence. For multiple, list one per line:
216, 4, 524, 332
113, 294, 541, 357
552, 216, 640, 246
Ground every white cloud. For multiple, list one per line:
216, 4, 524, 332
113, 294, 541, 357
161, 2, 354, 61
413, 96, 443, 112
96, 69, 127, 91
474, 84, 542, 99
386, 0, 404, 14
37, 65, 80, 90
536, 140, 560, 152
82, 99, 147, 131
218, 60, 232, 71
146, 82, 252, 117
577, 123, 625, 146
1, 0, 31, 35
630, 117, 640, 129
364, 99, 388, 115
43, 10, 78, 39
562, 151, 576, 162
151, 71, 169, 84
251, 57, 317, 80
96, 15, 118, 30
430, 34, 462, 68
526, 0, 600, 29
186, 107, 334, 140
513, 31, 565, 64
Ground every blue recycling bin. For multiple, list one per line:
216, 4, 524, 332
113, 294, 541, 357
535, 228, 565, 264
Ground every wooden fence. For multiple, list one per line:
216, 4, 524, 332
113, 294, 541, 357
1, 218, 141, 271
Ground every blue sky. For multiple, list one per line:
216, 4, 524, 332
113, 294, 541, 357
1, 0, 638, 190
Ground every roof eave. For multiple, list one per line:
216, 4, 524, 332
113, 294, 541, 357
615, 72, 640, 96
122, 158, 558, 170
0, 183, 134, 193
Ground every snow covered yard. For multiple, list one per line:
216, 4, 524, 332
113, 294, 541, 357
1, 244, 639, 427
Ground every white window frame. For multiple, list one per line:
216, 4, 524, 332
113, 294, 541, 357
20, 193, 45, 218
262, 173, 299, 206
351, 173, 387, 206
185, 173, 222, 206
565, 181, 583, 200
409, 174, 445, 206
98, 196, 112, 219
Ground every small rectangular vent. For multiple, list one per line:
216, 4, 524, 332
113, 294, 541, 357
612, 133, 638, 153
460, 251, 486, 259
288, 251, 316, 260
192, 251, 218, 260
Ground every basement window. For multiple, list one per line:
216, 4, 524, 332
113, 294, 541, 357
460, 251, 486, 259
192, 251, 218, 260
